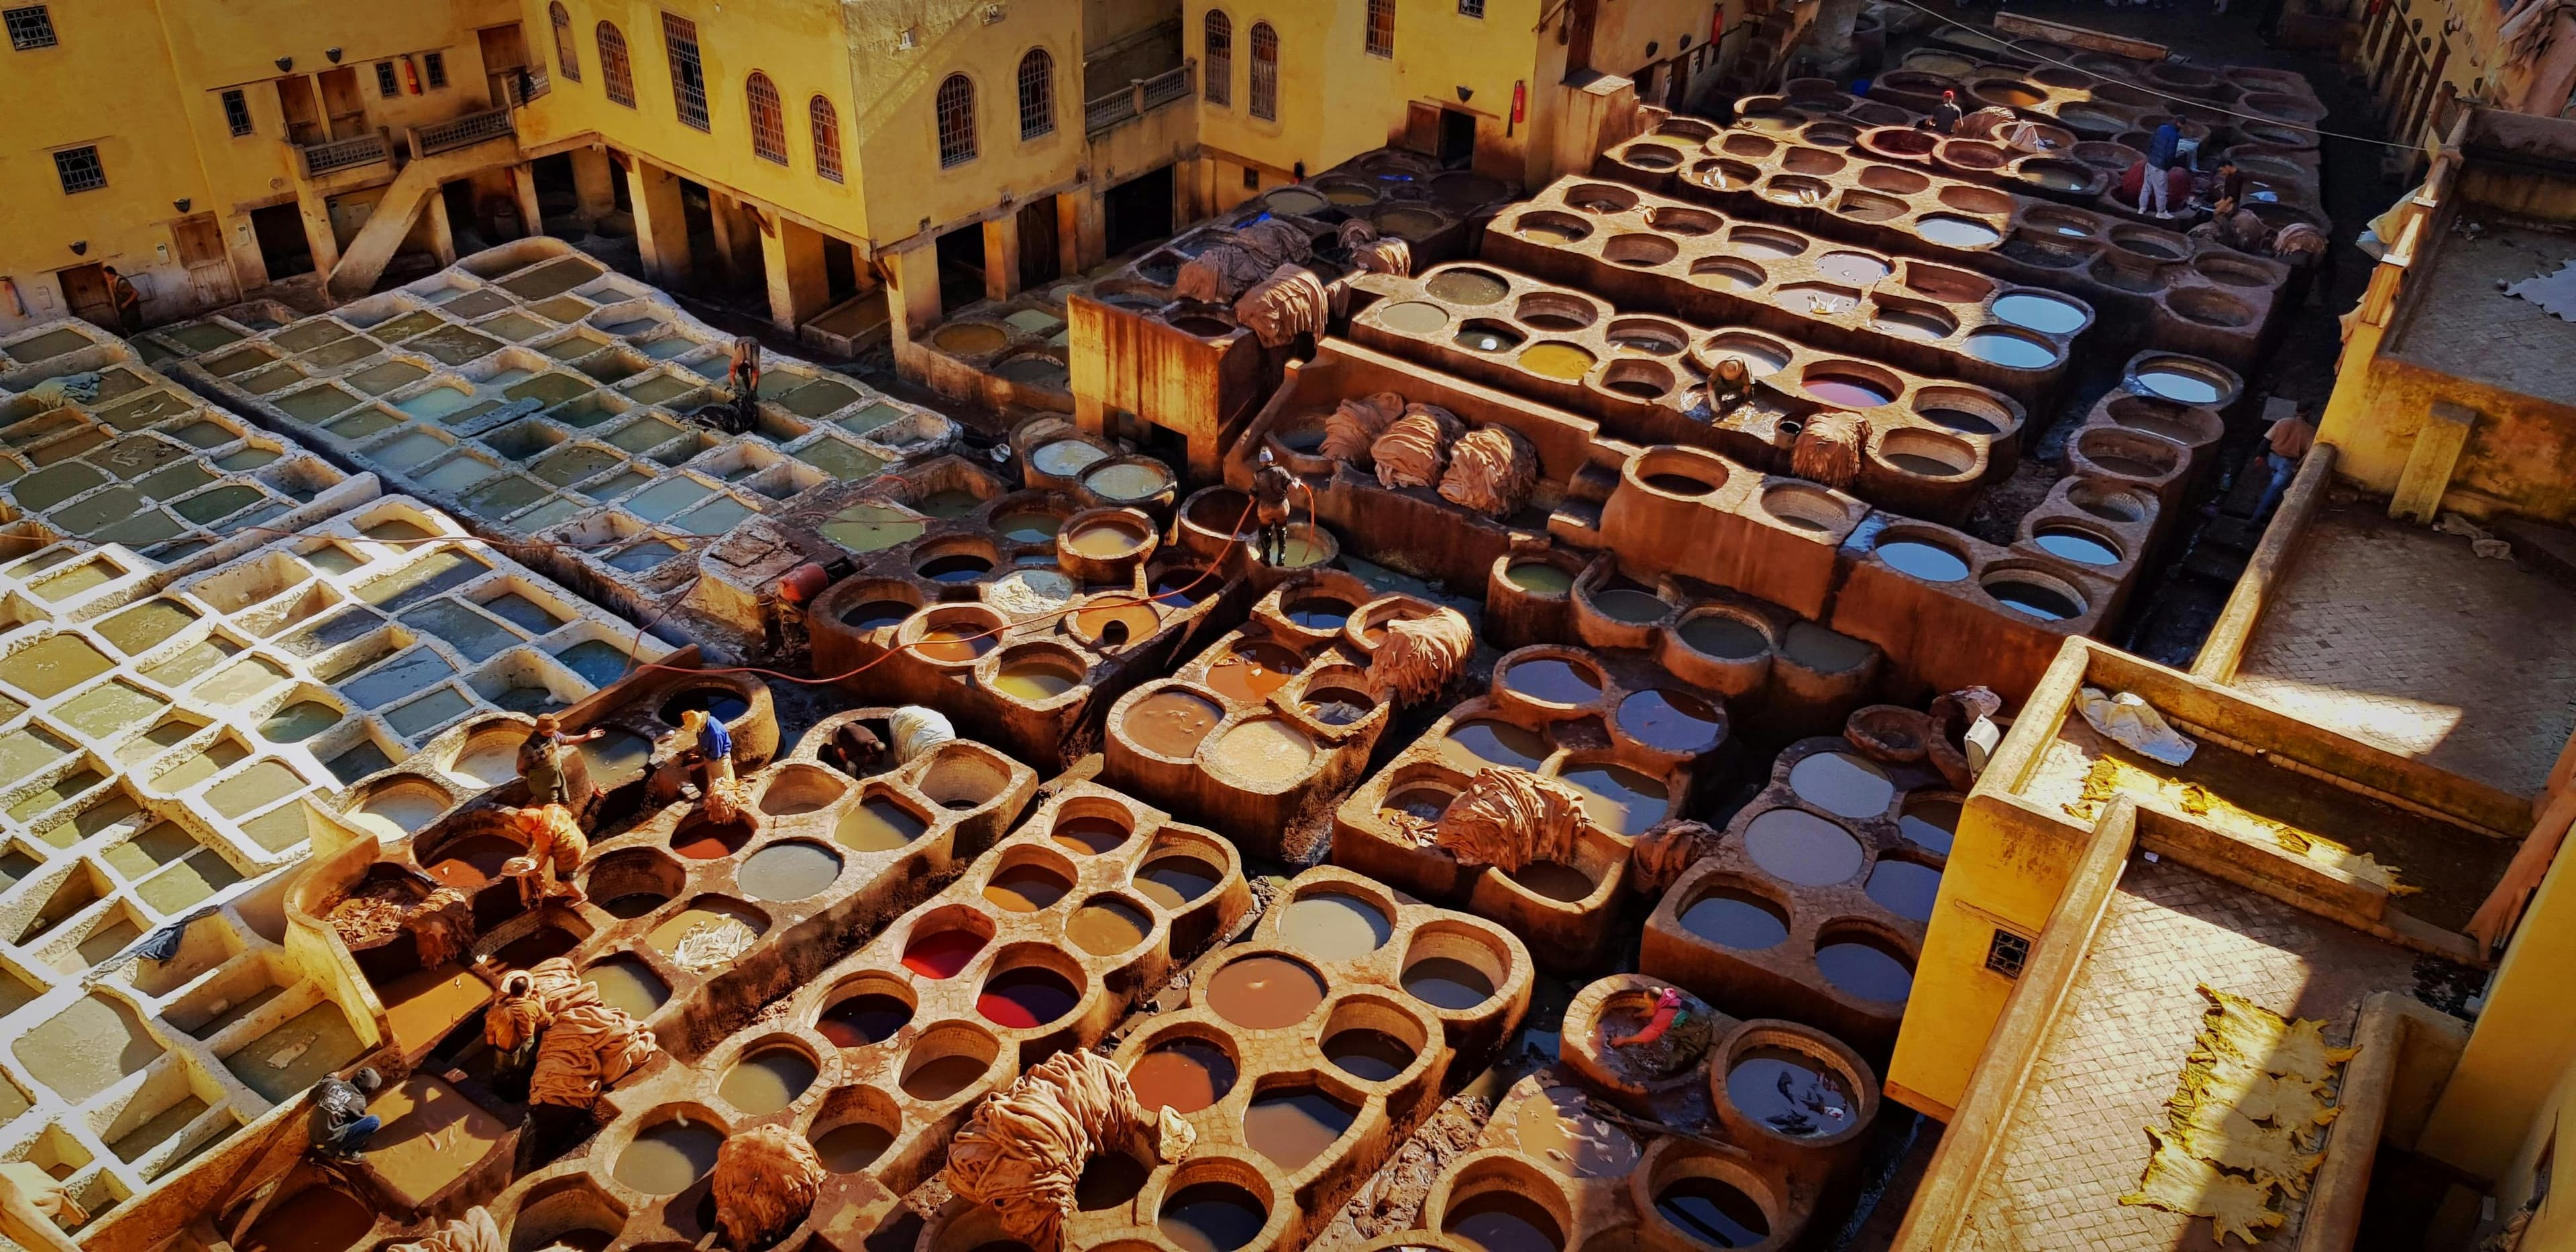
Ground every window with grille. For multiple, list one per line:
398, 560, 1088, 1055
1986, 928, 2031, 979
598, 23, 635, 107
375, 61, 399, 97
1203, 11, 1230, 107
424, 50, 447, 89
221, 89, 253, 137
549, 3, 581, 82
5, 5, 56, 51
1016, 49, 1053, 140
661, 13, 708, 129
1365, 0, 1393, 57
1458, 0, 1485, 15
52, 145, 103, 194
746, 72, 787, 164
1248, 22, 1277, 121
935, 73, 976, 168
810, 95, 843, 183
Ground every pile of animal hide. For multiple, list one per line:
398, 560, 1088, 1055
701, 773, 757, 828
1234, 264, 1330, 348
1628, 819, 1723, 895
1338, 219, 1413, 276
1322, 391, 1405, 465
1953, 106, 2019, 139
1368, 607, 1473, 704
485, 957, 659, 1110
327, 876, 477, 968
944, 1050, 1195, 1249
712, 1125, 827, 1250
1373, 402, 1464, 490
1792, 410, 1867, 490
387, 1208, 500, 1252
2272, 222, 2326, 266
1433, 767, 1597, 874
1437, 425, 1539, 518
1174, 219, 1313, 303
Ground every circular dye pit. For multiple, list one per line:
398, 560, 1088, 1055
1279, 891, 1392, 959
1062, 519, 1147, 560
900, 929, 987, 979
1204, 645, 1300, 703
1444, 1191, 1566, 1251
1965, 330, 2059, 369
1681, 887, 1790, 950
1729, 1045, 1856, 1138
1591, 587, 1671, 623
736, 841, 843, 901
835, 797, 928, 852
1284, 597, 1352, 631
1403, 956, 1496, 1011
1512, 860, 1595, 902
1505, 561, 1575, 595
1376, 301, 1452, 335
814, 1122, 894, 1173
1788, 752, 1896, 818
1382, 782, 1456, 822
1515, 1085, 1640, 1179
995, 512, 1061, 544
983, 862, 1073, 912
1917, 215, 2002, 247
1555, 763, 1670, 836
670, 817, 753, 860
1744, 807, 1866, 885
991, 654, 1081, 701
1655, 1177, 1770, 1247
1325, 1028, 1417, 1082
584, 957, 671, 1018
720, 1047, 816, 1116
2034, 526, 2122, 566
1124, 689, 1223, 758
816, 992, 912, 1047
1426, 270, 1511, 304
1899, 797, 1960, 856
1867, 860, 1944, 921
1817, 252, 1891, 284
1087, 461, 1174, 502
1159, 1183, 1268, 1252
1134, 854, 1223, 908
1069, 897, 1152, 955
1050, 812, 1131, 855
238, 1188, 374, 1252
1455, 321, 1526, 353
1805, 374, 1892, 409
840, 600, 912, 630
1618, 689, 1723, 753
1248, 1088, 1359, 1170
910, 623, 995, 664
1128, 1037, 1237, 1113
1519, 343, 1597, 381
1993, 292, 2089, 334
661, 687, 750, 728
1211, 718, 1317, 786
977, 966, 1081, 1029
1208, 955, 1326, 1029
1442, 718, 1552, 771
1503, 657, 1603, 705
1817, 938, 1915, 1003
1680, 614, 1768, 659
615, 1120, 722, 1194
2135, 364, 2225, 405
1873, 538, 1968, 583
1987, 577, 2086, 621
901, 1050, 991, 1101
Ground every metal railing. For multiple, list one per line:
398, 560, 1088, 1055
1085, 60, 1194, 137
412, 107, 517, 158
299, 131, 391, 179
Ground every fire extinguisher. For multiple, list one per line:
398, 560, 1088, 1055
402, 56, 423, 95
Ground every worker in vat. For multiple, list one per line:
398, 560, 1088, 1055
517, 715, 604, 813
678, 707, 738, 816
2254, 408, 2316, 520
503, 803, 589, 909
308, 1067, 385, 1161
1709, 355, 1755, 410
1930, 90, 1963, 135
822, 720, 887, 778
710, 335, 762, 435
1252, 447, 1297, 566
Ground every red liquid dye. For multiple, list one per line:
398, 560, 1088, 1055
901, 930, 987, 978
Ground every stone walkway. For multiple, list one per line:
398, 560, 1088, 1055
2233, 506, 2576, 798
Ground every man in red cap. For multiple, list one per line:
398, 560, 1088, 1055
1932, 89, 1964, 135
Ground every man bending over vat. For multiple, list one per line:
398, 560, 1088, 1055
488, 959, 661, 1168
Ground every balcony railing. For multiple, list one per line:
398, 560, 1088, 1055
299, 131, 391, 179
1085, 60, 1195, 137
412, 107, 517, 158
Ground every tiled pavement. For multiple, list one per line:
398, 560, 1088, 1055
1959, 858, 2426, 1251
2233, 506, 2576, 799
2390, 222, 2576, 402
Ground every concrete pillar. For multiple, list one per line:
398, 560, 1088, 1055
625, 159, 692, 286
570, 148, 619, 223
423, 186, 458, 266
295, 187, 342, 278
223, 213, 271, 295
763, 217, 832, 335
1072, 190, 1108, 275
981, 214, 1021, 302
2391, 399, 2476, 524
890, 245, 943, 339
708, 194, 764, 288
1055, 192, 1087, 276
510, 164, 544, 240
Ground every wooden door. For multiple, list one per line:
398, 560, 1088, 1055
171, 214, 240, 310
276, 76, 324, 146
318, 67, 366, 139
57, 264, 115, 330
1016, 199, 1060, 292
479, 23, 528, 106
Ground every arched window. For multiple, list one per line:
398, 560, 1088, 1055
596, 22, 635, 107
810, 95, 843, 183
936, 74, 977, 167
1203, 11, 1231, 107
746, 72, 788, 164
1365, 0, 1394, 57
1249, 22, 1278, 121
1017, 48, 1055, 140
549, 3, 580, 81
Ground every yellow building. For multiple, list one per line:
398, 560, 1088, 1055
2330, 0, 2576, 157
0, 0, 532, 335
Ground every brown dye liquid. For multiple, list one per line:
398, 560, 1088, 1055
814, 1122, 894, 1172
1076, 1151, 1151, 1210
1205, 955, 1325, 1029
1503, 658, 1602, 705
720, 1048, 817, 1115
615, 1121, 722, 1194
1728, 1046, 1856, 1138
1403, 956, 1496, 1010
1134, 855, 1220, 908
1743, 807, 1866, 886
735, 841, 842, 901
836, 798, 928, 852
582, 958, 669, 1018
1069, 899, 1151, 955
1124, 690, 1223, 757
1247, 1088, 1358, 1170
1128, 1037, 1236, 1113
1277, 891, 1391, 959
1444, 1191, 1565, 1251
363, 1074, 508, 1201
983, 864, 1072, 912
1789, 752, 1896, 819
1324, 1029, 1415, 1082
902, 1053, 991, 1100
669, 817, 751, 860
424, 833, 518, 890
1159, 1183, 1267, 1252
1519, 343, 1597, 380
1513, 1085, 1640, 1180
1075, 602, 1158, 644
1511, 860, 1595, 902
1065, 522, 1144, 559
914, 625, 994, 663
1203, 650, 1297, 704
1655, 1177, 1770, 1246
1051, 814, 1131, 854
816, 993, 912, 1047
239, 1187, 374, 1252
